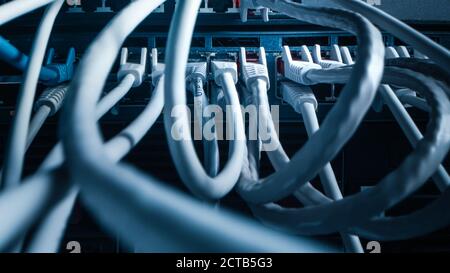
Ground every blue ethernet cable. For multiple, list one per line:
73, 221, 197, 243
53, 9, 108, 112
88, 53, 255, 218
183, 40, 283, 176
0, 36, 58, 82
0, 0, 64, 192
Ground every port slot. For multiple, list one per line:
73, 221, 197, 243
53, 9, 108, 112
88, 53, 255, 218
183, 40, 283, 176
394, 38, 407, 46
155, 37, 205, 48
338, 36, 357, 46
282, 36, 329, 47
212, 37, 260, 48
200, 0, 238, 13
123, 37, 148, 48
210, 51, 238, 62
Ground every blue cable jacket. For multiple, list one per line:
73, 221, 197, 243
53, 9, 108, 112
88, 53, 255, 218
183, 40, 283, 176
0, 35, 58, 82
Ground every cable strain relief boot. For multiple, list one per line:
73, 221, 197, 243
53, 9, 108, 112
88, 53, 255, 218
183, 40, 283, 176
239, 47, 270, 90
282, 46, 321, 85
35, 84, 69, 115
311, 44, 344, 69
186, 62, 208, 82
150, 48, 165, 87
211, 61, 238, 86
44, 47, 76, 86
282, 81, 318, 114
118, 47, 147, 87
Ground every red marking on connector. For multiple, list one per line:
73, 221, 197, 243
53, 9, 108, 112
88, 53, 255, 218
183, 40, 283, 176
246, 52, 259, 63
277, 58, 285, 76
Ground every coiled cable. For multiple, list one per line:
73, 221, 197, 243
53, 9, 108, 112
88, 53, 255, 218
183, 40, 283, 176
249, 66, 450, 237
237, 0, 385, 205
58, 0, 333, 252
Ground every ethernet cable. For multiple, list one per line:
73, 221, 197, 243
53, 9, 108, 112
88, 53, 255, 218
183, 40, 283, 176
0, 46, 148, 251
281, 81, 363, 253
0, 36, 57, 82
186, 62, 220, 177
241, 1, 448, 208
26, 84, 68, 150
249, 65, 450, 237
0, 0, 64, 191
384, 46, 425, 111
311, 44, 449, 191
237, 46, 362, 252
385, 57, 450, 89
0, 0, 444, 251
0, 37, 75, 85
238, 47, 329, 206
310, 44, 343, 69
348, 64, 450, 240
195, 78, 220, 176
239, 92, 331, 207
23, 47, 150, 252
25, 76, 164, 253
35, 47, 147, 173
360, 46, 449, 191
237, 1, 385, 204
33, 64, 148, 178
239, 28, 446, 236
0, 83, 69, 181
239, 2, 432, 240
394, 57, 444, 102
0, 0, 57, 26
0, 70, 142, 252
164, 0, 247, 201
57, 0, 335, 252
0, 168, 68, 251
311, 44, 341, 101
349, 175, 450, 240
397, 94, 430, 112
350, 187, 450, 241
328, 0, 450, 74
164, 24, 247, 200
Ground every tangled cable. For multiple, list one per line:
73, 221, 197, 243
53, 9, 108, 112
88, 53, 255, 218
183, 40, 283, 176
0, 0, 449, 253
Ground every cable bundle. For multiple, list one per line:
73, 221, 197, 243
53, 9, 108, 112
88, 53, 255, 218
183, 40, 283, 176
0, 0, 448, 253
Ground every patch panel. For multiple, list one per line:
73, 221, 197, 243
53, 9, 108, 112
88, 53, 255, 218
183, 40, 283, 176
2, 30, 449, 122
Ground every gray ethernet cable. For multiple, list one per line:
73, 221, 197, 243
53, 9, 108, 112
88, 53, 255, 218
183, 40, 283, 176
329, 0, 450, 74
57, 0, 334, 252
282, 81, 363, 253
250, 65, 450, 238
342, 45, 449, 191
0, 0, 57, 26
0, 0, 64, 191
186, 62, 220, 177
237, 1, 385, 206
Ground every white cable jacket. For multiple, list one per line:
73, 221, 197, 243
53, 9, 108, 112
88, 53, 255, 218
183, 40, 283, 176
330, 0, 450, 74
163, 0, 246, 200
238, 0, 385, 204
250, 66, 450, 236
0, 0, 56, 26
0, 76, 138, 252
1, 0, 63, 190
26, 78, 165, 253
